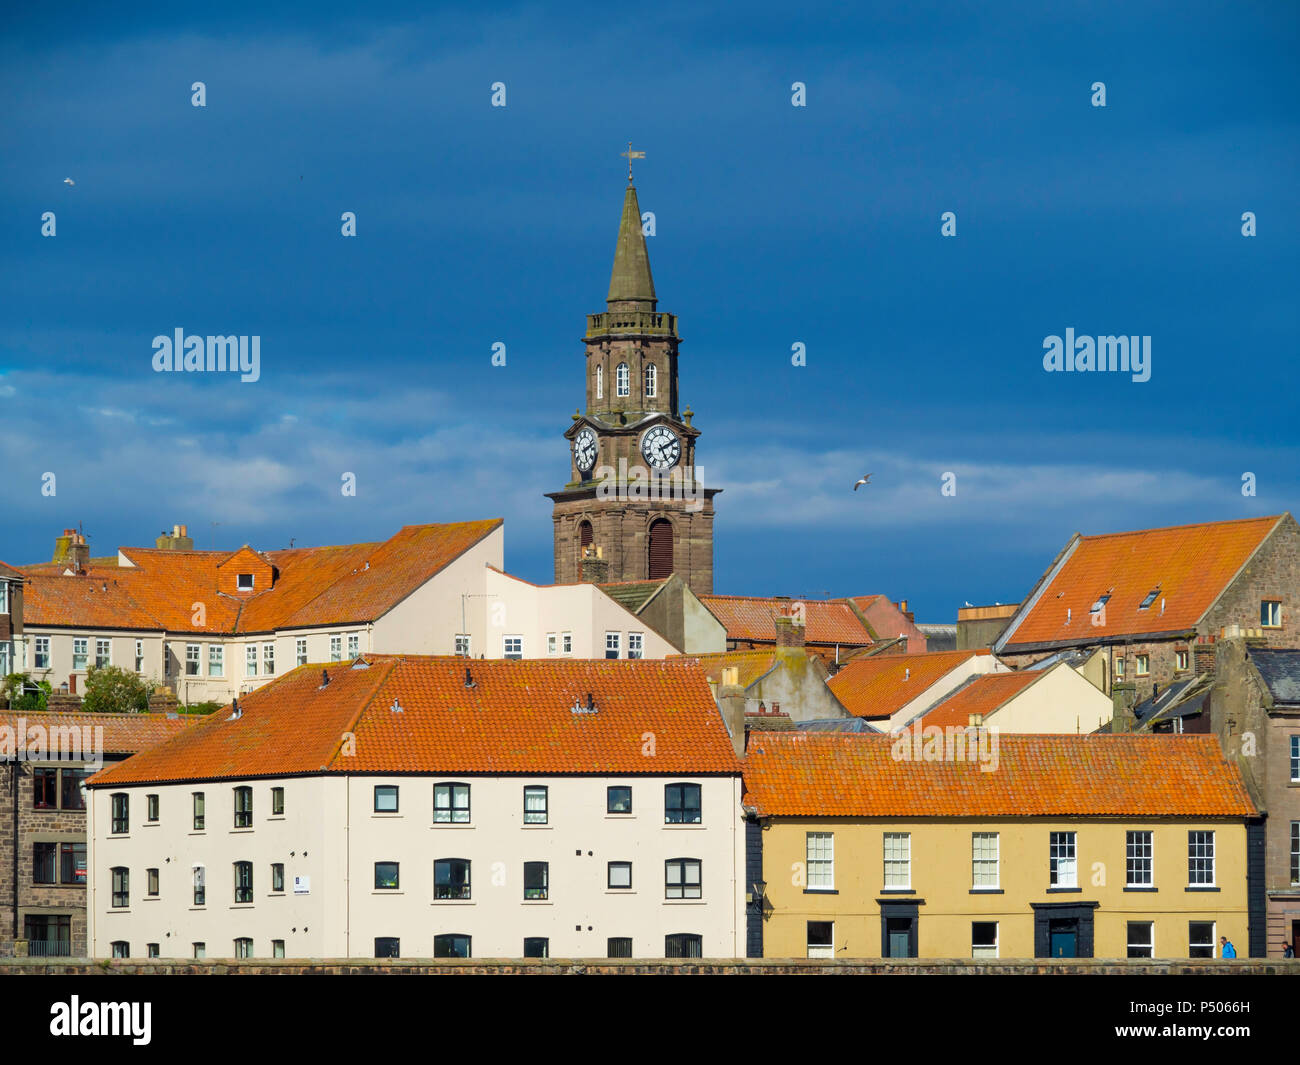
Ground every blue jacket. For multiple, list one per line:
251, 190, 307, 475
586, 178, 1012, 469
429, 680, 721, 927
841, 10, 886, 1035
1222, 942, 1237, 958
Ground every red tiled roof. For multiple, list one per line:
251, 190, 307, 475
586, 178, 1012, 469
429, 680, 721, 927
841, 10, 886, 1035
827, 649, 995, 719
917, 670, 1042, 729
1004, 515, 1282, 648
682, 651, 780, 689
742, 732, 1257, 818
0, 560, 23, 580
701, 595, 872, 645
22, 520, 501, 636
88, 656, 741, 786
1, 710, 196, 756
842, 595, 928, 649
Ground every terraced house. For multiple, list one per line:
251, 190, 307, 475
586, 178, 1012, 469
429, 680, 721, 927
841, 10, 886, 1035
743, 732, 1261, 959
1, 711, 194, 958
996, 514, 1300, 707
18, 518, 709, 707
85, 656, 745, 960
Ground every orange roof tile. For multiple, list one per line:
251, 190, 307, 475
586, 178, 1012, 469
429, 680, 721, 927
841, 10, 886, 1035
88, 656, 741, 786
742, 732, 1257, 818
22, 520, 501, 636
681, 651, 780, 689
916, 670, 1042, 729
1003, 515, 1283, 648
701, 595, 872, 645
827, 649, 995, 719
1, 710, 196, 756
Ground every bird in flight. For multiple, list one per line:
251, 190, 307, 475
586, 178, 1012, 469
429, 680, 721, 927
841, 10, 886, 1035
853, 473, 873, 491
63, 178, 75, 186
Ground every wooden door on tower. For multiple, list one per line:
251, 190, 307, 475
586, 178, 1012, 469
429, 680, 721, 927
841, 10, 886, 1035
648, 519, 674, 579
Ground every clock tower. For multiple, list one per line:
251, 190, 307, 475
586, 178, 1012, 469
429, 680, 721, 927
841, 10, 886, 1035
546, 170, 719, 594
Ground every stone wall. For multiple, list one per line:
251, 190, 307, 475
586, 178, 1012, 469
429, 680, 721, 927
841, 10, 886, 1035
0, 957, 1288, 975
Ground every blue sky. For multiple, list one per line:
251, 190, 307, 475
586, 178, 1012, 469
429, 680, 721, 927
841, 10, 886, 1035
1, 1, 1296, 621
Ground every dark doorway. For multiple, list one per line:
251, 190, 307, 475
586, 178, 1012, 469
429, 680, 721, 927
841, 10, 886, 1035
648, 519, 674, 578
1049, 919, 1078, 958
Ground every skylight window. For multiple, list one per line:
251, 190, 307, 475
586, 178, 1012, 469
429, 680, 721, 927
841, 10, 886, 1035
1089, 594, 1110, 614
1138, 588, 1160, 610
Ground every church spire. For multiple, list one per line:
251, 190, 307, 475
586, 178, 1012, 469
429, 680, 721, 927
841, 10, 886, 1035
606, 183, 656, 308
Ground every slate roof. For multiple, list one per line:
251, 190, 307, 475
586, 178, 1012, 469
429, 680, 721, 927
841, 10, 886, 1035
1252, 648, 1300, 707
23, 520, 501, 636
0, 710, 196, 755
742, 733, 1258, 818
1000, 516, 1283, 650
88, 656, 741, 786
1133, 675, 1210, 724
827, 649, 996, 720
701, 595, 873, 646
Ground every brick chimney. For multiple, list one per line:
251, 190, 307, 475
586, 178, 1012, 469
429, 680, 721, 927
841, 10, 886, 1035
155, 523, 195, 551
774, 608, 806, 650
1194, 638, 1216, 677
53, 529, 90, 572
579, 545, 609, 584
716, 665, 747, 757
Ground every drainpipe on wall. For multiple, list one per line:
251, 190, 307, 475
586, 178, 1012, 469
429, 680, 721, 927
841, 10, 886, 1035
11, 762, 18, 941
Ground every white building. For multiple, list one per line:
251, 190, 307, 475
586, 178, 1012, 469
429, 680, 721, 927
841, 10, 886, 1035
87, 655, 746, 960
19, 519, 702, 708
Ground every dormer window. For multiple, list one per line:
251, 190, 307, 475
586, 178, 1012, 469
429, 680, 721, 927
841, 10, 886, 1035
237, 573, 254, 591
1138, 588, 1160, 610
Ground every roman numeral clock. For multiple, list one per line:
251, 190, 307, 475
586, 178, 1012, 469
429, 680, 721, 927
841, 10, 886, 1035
546, 154, 719, 594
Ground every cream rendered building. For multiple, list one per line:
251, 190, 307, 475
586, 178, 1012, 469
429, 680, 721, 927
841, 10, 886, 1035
87, 656, 746, 960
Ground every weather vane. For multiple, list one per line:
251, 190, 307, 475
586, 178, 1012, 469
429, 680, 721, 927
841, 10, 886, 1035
621, 141, 645, 183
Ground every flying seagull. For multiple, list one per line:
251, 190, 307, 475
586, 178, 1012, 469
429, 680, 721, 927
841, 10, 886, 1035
63, 178, 75, 186
853, 473, 873, 491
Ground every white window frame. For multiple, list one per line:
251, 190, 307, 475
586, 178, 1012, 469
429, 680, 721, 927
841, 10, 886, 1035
35, 636, 50, 670
616, 362, 629, 397
1127, 921, 1154, 958
1188, 830, 1215, 887
561, 632, 572, 655
1175, 649, 1189, 671
595, 364, 603, 400
245, 645, 258, 677
1189, 921, 1216, 959
134, 639, 144, 672
347, 632, 360, 658
237, 573, 254, 591
95, 638, 111, 669
1262, 600, 1282, 628
806, 920, 834, 959
0, 582, 7, 613
1292, 821, 1300, 886
1114, 656, 1126, 680
1135, 654, 1150, 677
454, 634, 471, 657
296, 638, 307, 667
503, 635, 523, 660
208, 645, 224, 678
330, 635, 342, 662
1291, 736, 1300, 783
605, 632, 621, 660
1126, 830, 1154, 887
546, 633, 556, 656
883, 832, 910, 889
185, 643, 201, 676
644, 363, 657, 398
73, 638, 88, 671
628, 632, 644, 660
972, 832, 999, 889
806, 832, 834, 890
1049, 831, 1077, 888
971, 921, 999, 959
263, 643, 275, 676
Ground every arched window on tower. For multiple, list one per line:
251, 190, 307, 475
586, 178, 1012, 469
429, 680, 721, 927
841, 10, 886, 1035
648, 519, 674, 579
595, 365, 603, 400
644, 363, 657, 398
616, 363, 630, 397
578, 521, 594, 578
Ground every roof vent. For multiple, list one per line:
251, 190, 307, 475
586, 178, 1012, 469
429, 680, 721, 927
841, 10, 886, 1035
351, 656, 370, 670
320, 669, 330, 688
904, 668, 910, 681
464, 667, 475, 689
1066, 607, 1072, 625
229, 697, 241, 721
572, 692, 598, 714
390, 698, 403, 713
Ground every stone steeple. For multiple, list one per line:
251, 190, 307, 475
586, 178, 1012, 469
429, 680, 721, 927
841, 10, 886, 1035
606, 184, 656, 310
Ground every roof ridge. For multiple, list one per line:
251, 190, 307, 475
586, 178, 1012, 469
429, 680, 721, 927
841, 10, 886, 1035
1080, 514, 1282, 541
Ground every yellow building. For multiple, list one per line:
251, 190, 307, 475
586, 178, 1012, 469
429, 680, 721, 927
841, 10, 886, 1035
743, 732, 1258, 959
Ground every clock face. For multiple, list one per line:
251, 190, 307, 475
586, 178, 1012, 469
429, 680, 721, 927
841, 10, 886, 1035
573, 427, 598, 473
640, 425, 681, 470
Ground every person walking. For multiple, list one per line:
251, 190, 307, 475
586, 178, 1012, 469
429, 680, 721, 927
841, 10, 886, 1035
1219, 936, 1237, 958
